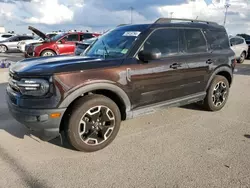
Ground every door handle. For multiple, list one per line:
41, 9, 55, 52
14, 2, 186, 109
206, 59, 213, 64
126, 68, 131, 82
170, 63, 182, 69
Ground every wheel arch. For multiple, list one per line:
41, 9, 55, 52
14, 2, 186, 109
0, 44, 8, 51
40, 48, 57, 56
59, 83, 131, 131
206, 66, 233, 90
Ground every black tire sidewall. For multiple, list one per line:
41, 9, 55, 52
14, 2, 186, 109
66, 95, 121, 152
205, 75, 230, 111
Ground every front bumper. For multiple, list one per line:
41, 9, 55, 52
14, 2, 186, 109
6, 88, 67, 140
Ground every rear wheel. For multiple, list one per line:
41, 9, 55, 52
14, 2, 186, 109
238, 52, 246, 64
41, 50, 56, 56
65, 95, 121, 152
203, 75, 229, 111
0, 45, 7, 53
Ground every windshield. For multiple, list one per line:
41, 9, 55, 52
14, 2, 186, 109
84, 29, 142, 59
34, 36, 41, 40
49, 33, 65, 41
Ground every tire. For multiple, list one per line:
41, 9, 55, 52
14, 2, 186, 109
238, 52, 246, 64
41, 50, 56, 56
65, 94, 121, 152
0, 45, 7, 53
203, 75, 230, 111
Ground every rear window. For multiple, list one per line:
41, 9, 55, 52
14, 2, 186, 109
246, 40, 250, 45
203, 29, 230, 50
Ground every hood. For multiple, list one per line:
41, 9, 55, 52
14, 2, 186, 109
19, 39, 41, 44
28, 26, 48, 40
9, 55, 120, 76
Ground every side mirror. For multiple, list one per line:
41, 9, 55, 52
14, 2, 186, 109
138, 48, 161, 62
230, 43, 233, 46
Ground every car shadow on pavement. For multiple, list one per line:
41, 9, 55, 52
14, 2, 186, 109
0, 145, 51, 188
0, 83, 76, 151
244, 134, 250, 139
180, 103, 207, 111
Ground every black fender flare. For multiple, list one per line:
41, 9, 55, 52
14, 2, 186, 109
58, 83, 132, 112
206, 66, 233, 90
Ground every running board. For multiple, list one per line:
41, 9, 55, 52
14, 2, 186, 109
127, 92, 206, 119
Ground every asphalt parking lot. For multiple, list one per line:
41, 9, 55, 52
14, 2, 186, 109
0, 53, 250, 188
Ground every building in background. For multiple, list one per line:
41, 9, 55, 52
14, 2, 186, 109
0, 26, 5, 33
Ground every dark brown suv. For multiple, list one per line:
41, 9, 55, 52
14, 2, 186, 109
7, 18, 236, 152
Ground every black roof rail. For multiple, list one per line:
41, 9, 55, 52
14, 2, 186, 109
154, 18, 218, 25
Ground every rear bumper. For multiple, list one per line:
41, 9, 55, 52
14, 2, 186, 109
6, 89, 67, 140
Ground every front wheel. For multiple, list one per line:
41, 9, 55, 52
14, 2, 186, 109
41, 50, 56, 56
203, 75, 230, 111
65, 95, 121, 152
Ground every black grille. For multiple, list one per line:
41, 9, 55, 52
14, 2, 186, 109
9, 71, 21, 93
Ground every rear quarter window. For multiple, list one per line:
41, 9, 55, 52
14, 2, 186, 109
203, 29, 230, 50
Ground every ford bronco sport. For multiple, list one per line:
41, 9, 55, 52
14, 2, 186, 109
7, 18, 236, 152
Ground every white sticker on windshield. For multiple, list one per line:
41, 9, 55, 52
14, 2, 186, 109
123, 31, 141, 37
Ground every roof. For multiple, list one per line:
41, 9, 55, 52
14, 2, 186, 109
117, 18, 224, 31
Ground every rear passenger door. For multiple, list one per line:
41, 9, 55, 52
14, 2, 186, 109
180, 28, 211, 94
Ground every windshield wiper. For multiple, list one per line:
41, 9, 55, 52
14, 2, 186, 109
101, 39, 109, 59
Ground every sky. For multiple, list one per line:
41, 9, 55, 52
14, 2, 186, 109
0, 0, 249, 35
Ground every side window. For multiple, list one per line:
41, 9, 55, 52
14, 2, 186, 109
235, 38, 244, 45
184, 29, 207, 53
19, 36, 25, 41
204, 29, 230, 50
11, 37, 19, 41
2, 35, 12, 38
142, 28, 183, 57
85, 34, 94, 40
230, 38, 236, 46
65, 34, 78, 41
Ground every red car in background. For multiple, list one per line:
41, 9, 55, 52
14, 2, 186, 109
25, 26, 100, 57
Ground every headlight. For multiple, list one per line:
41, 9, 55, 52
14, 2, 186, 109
17, 78, 50, 96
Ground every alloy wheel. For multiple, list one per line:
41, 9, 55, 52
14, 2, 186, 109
240, 53, 245, 63
43, 52, 54, 56
0, 45, 7, 53
212, 81, 227, 107
78, 105, 115, 145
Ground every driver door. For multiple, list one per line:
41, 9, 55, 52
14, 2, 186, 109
126, 28, 191, 108
57, 34, 79, 55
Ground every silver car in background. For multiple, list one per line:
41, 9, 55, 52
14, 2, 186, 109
229, 36, 248, 64
0, 35, 33, 53
0, 33, 15, 41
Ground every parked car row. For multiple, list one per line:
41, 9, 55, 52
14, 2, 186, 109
0, 26, 101, 57
0, 35, 34, 53
25, 27, 100, 57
